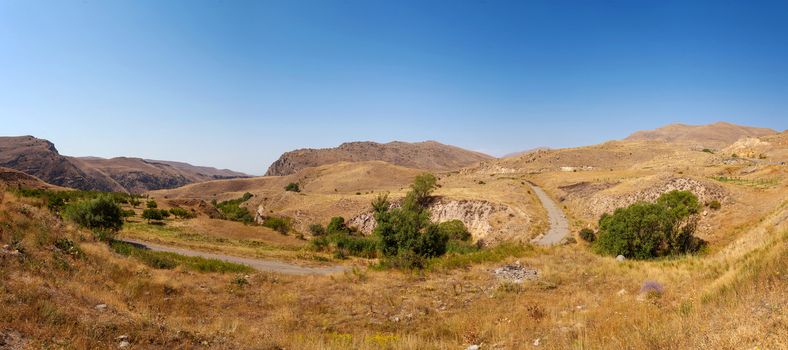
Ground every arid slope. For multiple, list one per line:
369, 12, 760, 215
265, 140, 492, 176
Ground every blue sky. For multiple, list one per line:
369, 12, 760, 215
2, 0, 787, 175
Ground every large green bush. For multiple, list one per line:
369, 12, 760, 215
63, 195, 124, 235
593, 190, 704, 259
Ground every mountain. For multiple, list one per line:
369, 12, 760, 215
265, 140, 493, 176
624, 122, 777, 148
0, 136, 248, 193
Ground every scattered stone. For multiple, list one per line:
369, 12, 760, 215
466, 345, 480, 350
116, 335, 129, 341
95, 304, 107, 311
616, 288, 627, 296
118, 340, 130, 349
493, 261, 538, 283
615, 255, 626, 262
0, 329, 25, 348
533, 338, 541, 346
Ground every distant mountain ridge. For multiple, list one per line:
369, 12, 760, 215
0, 136, 249, 193
624, 122, 777, 148
265, 140, 493, 176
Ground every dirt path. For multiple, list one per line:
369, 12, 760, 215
529, 183, 570, 246
120, 239, 347, 276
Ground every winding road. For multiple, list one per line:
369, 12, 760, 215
529, 183, 571, 246
120, 239, 347, 276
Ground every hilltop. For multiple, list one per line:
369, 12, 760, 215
264, 140, 493, 176
0, 136, 248, 193
624, 121, 777, 148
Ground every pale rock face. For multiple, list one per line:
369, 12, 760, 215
347, 198, 531, 243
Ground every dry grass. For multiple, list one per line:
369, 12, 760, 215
1, 188, 785, 349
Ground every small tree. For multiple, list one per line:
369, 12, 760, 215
63, 195, 124, 240
142, 208, 164, 223
146, 200, 158, 209
159, 209, 171, 218
284, 183, 300, 192
593, 190, 704, 259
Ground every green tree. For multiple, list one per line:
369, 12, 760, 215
146, 200, 158, 209
63, 195, 124, 235
142, 208, 164, 223
373, 173, 448, 267
284, 183, 300, 192
593, 190, 704, 259
309, 223, 326, 236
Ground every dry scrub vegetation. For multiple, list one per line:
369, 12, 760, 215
1, 186, 785, 349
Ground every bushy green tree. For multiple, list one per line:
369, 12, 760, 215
593, 190, 704, 259
284, 183, 300, 192
373, 174, 448, 267
146, 200, 158, 209
63, 195, 124, 234
142, 208, 164, 223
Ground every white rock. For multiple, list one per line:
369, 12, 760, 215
615, 255, 626, 262
118, 340, 130, 349
533, 338, 541, 346
95, 304, 107, 311
466, 345, 480, 350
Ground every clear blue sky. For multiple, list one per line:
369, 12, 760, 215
2, 0, 787, 175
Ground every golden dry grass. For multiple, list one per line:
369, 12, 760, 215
1, 188, 785, 349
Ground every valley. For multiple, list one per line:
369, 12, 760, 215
0, 122, 785, 349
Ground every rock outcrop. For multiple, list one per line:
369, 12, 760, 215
347, 198, 530, 243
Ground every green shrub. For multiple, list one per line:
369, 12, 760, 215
593, 190, 704, 259
214, 193, 255, 223
142, 208, 164, 223
63, 195, 123, 234
327, 216, 349, 234
309, 223, 326, 236
702, 148, 714, 154
707, 200, 721, 210
146, 200, 158, 209
121, 209, 136, 218
284, 183, 300, 192
110, 241, 252, 273
578, 228, 596, 242
169, 207, 195, 219
262, 216, 292, 234
438, 220, 471, 241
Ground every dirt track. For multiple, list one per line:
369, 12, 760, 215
120, 239, 347, 276
530, 184, 570, 246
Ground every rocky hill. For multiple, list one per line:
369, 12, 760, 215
624, 122, 777, 148
265, 140, 493, 176
0, 136, 248, 193
0, 167, 61, 190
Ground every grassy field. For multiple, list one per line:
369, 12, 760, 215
0, 188, 785, 349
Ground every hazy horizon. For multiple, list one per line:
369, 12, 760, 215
3, 1, 788, 175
